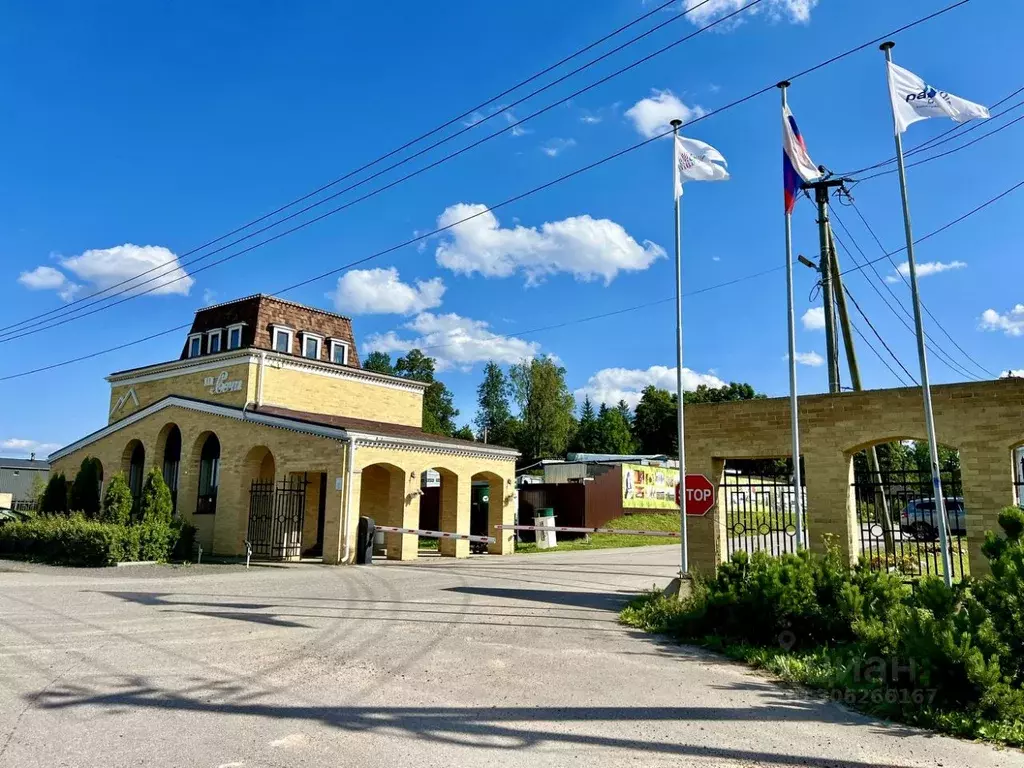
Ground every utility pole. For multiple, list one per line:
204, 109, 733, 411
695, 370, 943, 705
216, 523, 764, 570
804, 175, 848, 393
827, 225, 894, 554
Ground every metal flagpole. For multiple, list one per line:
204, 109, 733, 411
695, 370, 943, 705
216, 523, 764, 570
670, 118, 689, 575
778, 82, 805, 549
880, 41, 953, 586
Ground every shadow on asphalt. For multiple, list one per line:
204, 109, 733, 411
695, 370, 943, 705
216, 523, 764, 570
27, 677, 927, 768
444, 586, 627, 611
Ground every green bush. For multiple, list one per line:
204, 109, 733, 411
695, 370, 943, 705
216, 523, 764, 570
102, 473, 133, 525
69, 457, 103, 519
39, 473, 70, 515
139, 469, 173, 525
0, 514, 187, 567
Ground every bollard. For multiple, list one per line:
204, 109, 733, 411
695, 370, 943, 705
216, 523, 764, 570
245, 540, 253, 569
197, 543, 203, 565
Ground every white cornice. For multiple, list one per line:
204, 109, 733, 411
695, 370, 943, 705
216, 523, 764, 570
268, 355, 428, 393
349, 432, 518, 461
107, 351, 260, 386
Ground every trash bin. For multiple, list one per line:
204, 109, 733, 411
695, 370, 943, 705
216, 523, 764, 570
356, 516, 375, 565
534, 507, 557, 549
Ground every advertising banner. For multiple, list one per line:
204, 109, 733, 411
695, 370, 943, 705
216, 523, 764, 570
622, 463, 680, 510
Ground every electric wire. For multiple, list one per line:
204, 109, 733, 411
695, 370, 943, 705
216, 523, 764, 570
848, 317, 913, 386
0, 0, 971, 343
841, 284, 919, 384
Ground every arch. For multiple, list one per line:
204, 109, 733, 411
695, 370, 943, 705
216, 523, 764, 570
359, 462, 415, 561
122, 439, 145, 513
419, 465, 463, 557
193, 432, 221, 515
471, 470, 509, 555
157, 423, 182, 515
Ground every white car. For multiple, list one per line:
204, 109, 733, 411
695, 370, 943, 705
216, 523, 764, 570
899, 497, 966, 540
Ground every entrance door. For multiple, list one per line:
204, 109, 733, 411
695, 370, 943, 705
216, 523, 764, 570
247, 478, 307, 560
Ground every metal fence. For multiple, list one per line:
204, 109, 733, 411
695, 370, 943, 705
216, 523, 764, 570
247, 477, 307, 560
723, 471, 807, 557
853, 467, 967, 581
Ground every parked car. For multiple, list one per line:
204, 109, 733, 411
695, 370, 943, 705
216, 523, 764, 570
0, 506, 31, 525
899, 497, 966, 540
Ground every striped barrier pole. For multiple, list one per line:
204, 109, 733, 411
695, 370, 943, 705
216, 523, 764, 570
495, 524, 681, 538
374, 525, 495, 544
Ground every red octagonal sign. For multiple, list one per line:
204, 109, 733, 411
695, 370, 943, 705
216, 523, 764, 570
675, 474, 716, 517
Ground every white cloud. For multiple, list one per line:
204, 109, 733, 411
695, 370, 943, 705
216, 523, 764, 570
435, 203, 665, 285
1, 438, 60, 456
18, 266, 66, 290
330, 268, 445, 315
575, 365, 726, 408
981, 305, 1024, 337
202, 288, 218, 305
1001, 370, 1024, 378
785, 351, 825, 367
625, 89, 707, 138
683, 0, 819, 26
59, 244, 192, 296
802, 307, 825, 331
541, 138, 576, 157
885, 260, 966, 283
580, 113, 602, 125
363, 312, 540, 371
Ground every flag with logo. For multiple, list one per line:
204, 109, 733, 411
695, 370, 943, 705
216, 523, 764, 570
782, 105, 819, 214
674, 135, 729, 199
886, 61, 990, 135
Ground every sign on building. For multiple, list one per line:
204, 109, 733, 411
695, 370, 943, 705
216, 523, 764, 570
622, 463, 680, 510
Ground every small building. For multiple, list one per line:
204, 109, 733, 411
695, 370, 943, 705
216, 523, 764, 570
0, 457, 50, 510
48, 294, 518, 562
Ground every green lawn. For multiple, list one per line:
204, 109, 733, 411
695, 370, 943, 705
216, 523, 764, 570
514, 512, 681, 554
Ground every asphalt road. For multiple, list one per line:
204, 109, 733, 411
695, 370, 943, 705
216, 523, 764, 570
0, 548, 1019, 768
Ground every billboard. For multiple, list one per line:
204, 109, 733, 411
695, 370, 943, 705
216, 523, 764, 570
622, 463, 680, 509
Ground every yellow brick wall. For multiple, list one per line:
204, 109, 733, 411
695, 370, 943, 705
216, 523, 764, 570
683, 379, 1024, 577
259, 364, 423, 427
108, 361, 253, 422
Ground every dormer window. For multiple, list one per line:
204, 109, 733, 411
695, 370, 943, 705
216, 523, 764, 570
270, 325, 293, 354
187, 334, 203, 358
329, 339, 350, 365
301, 332, 323, 360
206, 329, 223, 354
226, 323, 246, 350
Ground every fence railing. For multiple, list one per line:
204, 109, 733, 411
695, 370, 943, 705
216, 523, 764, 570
722, 471, 807, 557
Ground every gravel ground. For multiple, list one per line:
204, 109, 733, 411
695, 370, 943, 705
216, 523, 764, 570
0, 548, 1020, 768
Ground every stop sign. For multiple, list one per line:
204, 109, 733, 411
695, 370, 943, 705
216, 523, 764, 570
675, 474, 715, 517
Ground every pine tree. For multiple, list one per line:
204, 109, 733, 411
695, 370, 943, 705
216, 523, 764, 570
39, 473, 70, 515
139, 469, 173, 525
69, 457, 102, 518
102, 473, 133, 525
570, 396, 599, 453
474, 361, 513, 445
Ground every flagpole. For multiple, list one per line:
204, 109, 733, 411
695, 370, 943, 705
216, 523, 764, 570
670, 118, 689, 576
778, 81, 805, 550
880, 41, 953, 586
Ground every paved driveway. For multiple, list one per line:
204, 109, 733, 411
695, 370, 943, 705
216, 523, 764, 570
0, 548, 1019, 767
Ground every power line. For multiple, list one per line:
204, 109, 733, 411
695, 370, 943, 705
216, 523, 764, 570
0, 0, 972, 344
841, 284, 918, 384
0, 0, 685, 336
0, 0, 744, 340
828, 205, 983, 381
0, 1, 979, 381
848, 317, 912, 386
842, 197, 997, 379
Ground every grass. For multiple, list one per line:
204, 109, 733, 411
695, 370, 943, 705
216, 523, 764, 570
514, 512, 680, 554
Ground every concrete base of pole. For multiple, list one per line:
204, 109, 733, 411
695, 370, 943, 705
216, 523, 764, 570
662, 574, 694, 601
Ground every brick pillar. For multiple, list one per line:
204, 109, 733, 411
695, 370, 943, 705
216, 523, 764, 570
386, 469, 420, 561
687, 457, 726, 575
323, 465, 356, 565
803, 450, 857, 565
439, 472, 470, 558
487, 476, 514, 555
959, 444, 1015, 578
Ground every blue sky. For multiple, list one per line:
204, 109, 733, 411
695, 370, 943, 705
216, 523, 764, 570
2, 0, 1022, 457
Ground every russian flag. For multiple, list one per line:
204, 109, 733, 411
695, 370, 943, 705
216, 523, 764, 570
782, 105, 820, 214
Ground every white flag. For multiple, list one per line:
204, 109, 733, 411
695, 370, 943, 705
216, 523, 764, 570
887, 61, 990, 135
674, 135, 729, 199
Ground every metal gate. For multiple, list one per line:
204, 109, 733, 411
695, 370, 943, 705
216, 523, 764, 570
247, 478, 307, 560
853, 467, 966, 580
723, 471, 807, 557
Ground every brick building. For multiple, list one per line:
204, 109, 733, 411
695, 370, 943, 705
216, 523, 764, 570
49, 295, 518, 562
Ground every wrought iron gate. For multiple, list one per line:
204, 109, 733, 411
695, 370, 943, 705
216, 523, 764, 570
853, 467, 966, 580
247, 478, 307, 560
723, 471, 807, 557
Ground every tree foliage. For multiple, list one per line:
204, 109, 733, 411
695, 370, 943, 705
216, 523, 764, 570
362, 351, 396, 375
39, 473, 70, 515
69, 457, 103, 519
452, 425, 476, 441
509, 357, 576, 460
474, 361, 515, 445
139, 469, 173, 525
101, 473, 133, 525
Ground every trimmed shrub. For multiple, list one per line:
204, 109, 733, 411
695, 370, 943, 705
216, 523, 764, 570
39, 473, 70, 515
139, 469, 173, 525
69, 457, 103, 519
102, 473, 133, 525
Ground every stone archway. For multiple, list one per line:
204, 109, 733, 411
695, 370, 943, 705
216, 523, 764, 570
471, 470, 511, 555
359, 463, 411, 560
421, 466, 465, 558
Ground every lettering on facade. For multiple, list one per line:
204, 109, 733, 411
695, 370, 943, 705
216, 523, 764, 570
204, 371, 243, 395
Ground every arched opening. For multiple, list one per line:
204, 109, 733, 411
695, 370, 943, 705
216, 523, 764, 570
241, 446, 307, 561
159, 424, 182, 516
122, 440, 145, 517
196, 433, 221, 515
358, 463, 408, 559
472, 471, 509, 555
850, 437, 965, 580
422, 466, 462, 558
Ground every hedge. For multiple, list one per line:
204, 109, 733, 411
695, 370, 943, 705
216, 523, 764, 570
0, 513, 195, 567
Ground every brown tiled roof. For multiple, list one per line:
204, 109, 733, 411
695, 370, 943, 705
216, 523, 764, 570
253, 404, 518, 453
